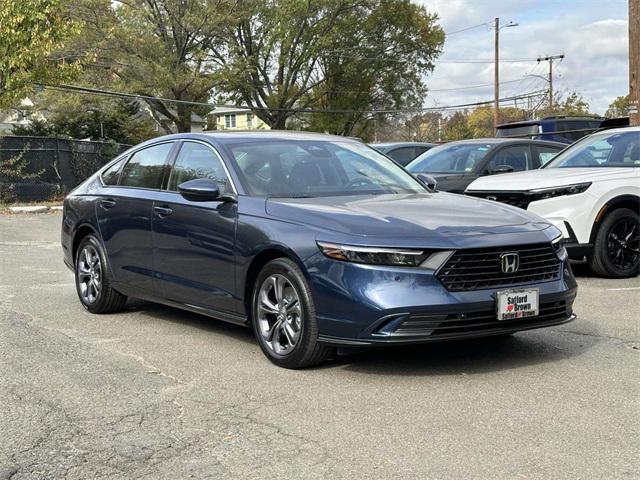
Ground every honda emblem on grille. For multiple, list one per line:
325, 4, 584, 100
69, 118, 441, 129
500, 252, 519, 273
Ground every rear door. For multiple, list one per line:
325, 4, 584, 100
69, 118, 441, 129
96, 141, 175, 295
151, 141, 238, 313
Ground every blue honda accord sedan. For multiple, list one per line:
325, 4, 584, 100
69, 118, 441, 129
61, 131, 577, 368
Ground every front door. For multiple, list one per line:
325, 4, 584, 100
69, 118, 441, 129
96, 142, 175, 294
151, 141, 238, 314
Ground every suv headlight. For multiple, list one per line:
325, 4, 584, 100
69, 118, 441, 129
530, 182, 591, 200
317, 242, 452, 269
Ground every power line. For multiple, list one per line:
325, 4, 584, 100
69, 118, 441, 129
428, 78, 529, 92
444, 22, 492, 36
37, 83, 547, 115
325, 51, 539, 64
276, 78, 540, 96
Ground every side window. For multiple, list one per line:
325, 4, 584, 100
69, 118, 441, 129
120, 143, 173, 189
622, 138, 640, 165
168, 142, 231, 193
101, 157, 126, 185
535, 145, 563, 166
414, 146, 430, 157
488, 145, 532, 172
388, 147, 416, 166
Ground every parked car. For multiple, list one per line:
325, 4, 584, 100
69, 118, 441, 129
371, 142, 435, 166
495, 116, 604, 144
406, 138, 565, 193
466, 127, 639, 278
62, 131, 577, 368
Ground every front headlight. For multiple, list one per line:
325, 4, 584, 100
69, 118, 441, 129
530, 182, 591, 200
317, 242, 453, 268
551, 235, 568, 261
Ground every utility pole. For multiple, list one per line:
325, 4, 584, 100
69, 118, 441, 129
494, 18, 518, 128
537, 54, 564, 110
629, 0, 639, 126
494, 17, 500, 128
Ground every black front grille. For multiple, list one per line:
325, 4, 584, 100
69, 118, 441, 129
466, 191, 532, 210
391, 300, 570, 337
437, 243, 561, 292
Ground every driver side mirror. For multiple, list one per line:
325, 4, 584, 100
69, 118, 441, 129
178, 178, 222, 202
416, 173, 438, 192
488, 164, 514, 175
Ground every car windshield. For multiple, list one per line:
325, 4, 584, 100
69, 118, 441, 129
226, 140, 425, 197
544, 130, 640, 168
407, 143, 493, 174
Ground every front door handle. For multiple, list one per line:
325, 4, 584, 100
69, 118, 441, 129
99, 198, 116, 209
153, 205, 173, 217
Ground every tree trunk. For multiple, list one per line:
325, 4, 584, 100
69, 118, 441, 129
270, 113, 288, 130
176, 104, 192, 133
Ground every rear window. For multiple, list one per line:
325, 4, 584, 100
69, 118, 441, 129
496, 124, 540, 138
387, 147, 418, 166
120, 142, 173, 189
101, 158, 126, 185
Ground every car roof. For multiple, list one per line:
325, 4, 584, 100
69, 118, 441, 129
142, 130, 365, 145
200, 130, 361, 142
436, 138, 565, 146
589, 125, 640, 135
371, 142, 435, 148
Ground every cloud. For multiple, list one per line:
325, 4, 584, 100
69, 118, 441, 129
414, 0, 629, 115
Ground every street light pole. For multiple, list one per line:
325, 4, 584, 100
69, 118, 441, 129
494, 19, 518, 128
494, 17, 499, 128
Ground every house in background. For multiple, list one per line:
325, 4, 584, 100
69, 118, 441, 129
0, 98, 47, 134
207, 106, 270, 131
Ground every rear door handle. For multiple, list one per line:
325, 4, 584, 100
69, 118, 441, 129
153, 205, 173, 217
99, 198, 116, 209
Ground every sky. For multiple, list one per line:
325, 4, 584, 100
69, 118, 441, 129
415, 0, 629, 115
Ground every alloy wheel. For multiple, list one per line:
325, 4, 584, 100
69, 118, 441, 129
606, 218, 640, 271
256, 274, 302, 355
77, 245, 102, 304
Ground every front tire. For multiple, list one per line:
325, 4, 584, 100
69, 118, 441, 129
590, 208, 639, 278
75, 235, 127, 313
251, 258, 333, 369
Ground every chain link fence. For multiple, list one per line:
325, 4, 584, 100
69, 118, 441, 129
0, 136, 130, 203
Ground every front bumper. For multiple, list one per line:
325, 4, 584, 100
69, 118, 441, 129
307, 253, 577, 346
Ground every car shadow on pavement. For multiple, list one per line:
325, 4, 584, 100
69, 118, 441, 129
124, 299, 256, 345
122, 300, 598, 377
321, 328, 598, 376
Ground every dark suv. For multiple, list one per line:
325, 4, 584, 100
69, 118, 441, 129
496, 116, 604, 144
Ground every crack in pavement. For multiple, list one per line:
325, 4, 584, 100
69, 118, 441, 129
555, 328, 636, 344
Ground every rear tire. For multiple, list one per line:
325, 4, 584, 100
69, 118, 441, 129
251, 258, 333, 369
590, 208, 639, 278
75, 235, 127, 313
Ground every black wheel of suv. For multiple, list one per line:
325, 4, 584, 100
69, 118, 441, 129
75, 235, 128, 313
590, 208, 639, 278
251, 258, 333, 369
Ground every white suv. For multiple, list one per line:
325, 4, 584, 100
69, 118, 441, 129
466, 127, 639, 278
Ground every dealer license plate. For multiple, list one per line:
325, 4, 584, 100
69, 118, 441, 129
496, 288, 539, 321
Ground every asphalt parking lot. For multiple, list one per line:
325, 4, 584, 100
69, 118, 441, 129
1, 212, 638, 480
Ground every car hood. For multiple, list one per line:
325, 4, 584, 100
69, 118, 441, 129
265, 193, 553, 247
466, 167, 633, 192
